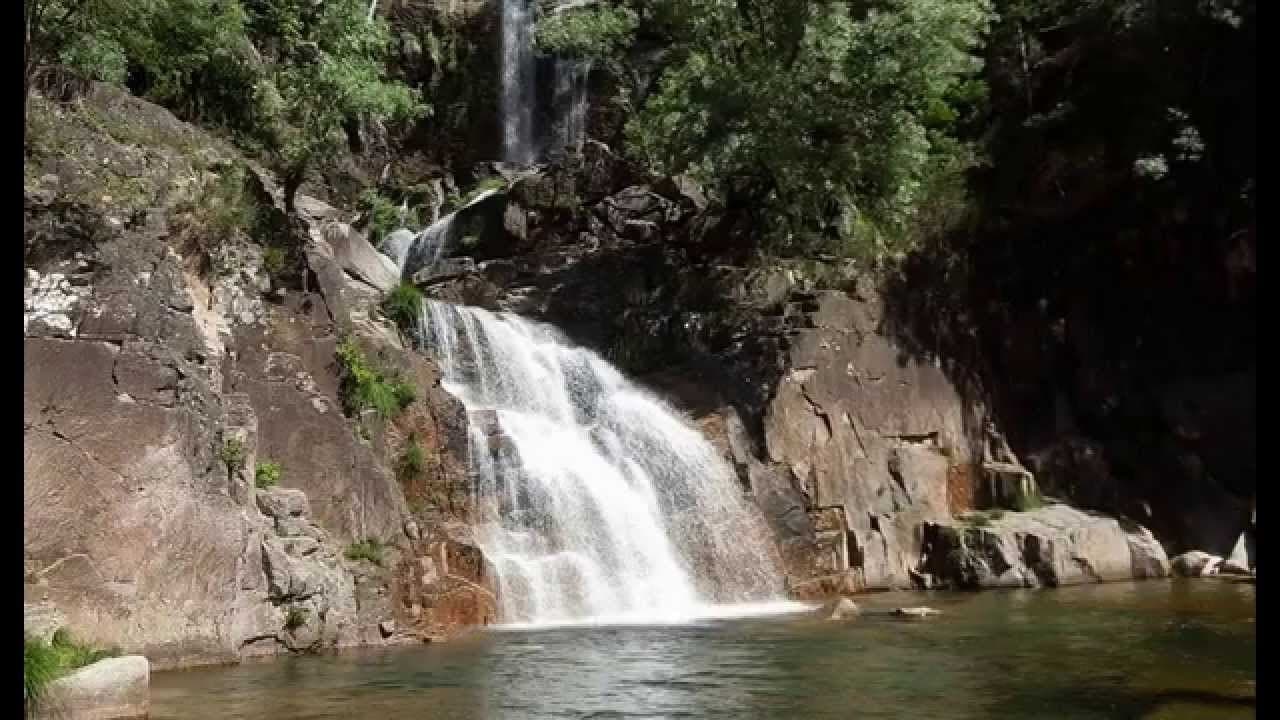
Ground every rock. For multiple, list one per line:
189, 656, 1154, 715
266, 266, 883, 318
1171, 550, 1224, 578
412, 257, 477, 286
655, 174, 708, 211
822, 597, 860, 621
891, 607, 941, 619
379, 620, 396, 638
923, 504, 1171, 589
256, 488, 311, 519
1221, 531, 1253, 575
37, 656, 149, 720
24, 602, 68, 644
321, 221, 400, 292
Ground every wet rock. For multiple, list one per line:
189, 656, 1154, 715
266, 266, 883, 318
822, 597, 860, 621
36, 656, 149, 720
412, 257, 477, 287
1171, 550, 1224, 577
891, 607, 941, 619
379, 620, 396, 638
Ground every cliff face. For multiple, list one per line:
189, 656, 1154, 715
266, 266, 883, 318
23, 84, 488, 669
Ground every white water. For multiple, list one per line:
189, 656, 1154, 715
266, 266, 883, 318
386, 188, 503, 280
551, 58, 591, 156
501, 0, 536, 165
420, 301, 792, 626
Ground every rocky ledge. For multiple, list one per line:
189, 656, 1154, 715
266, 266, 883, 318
920, 504, 1171, 589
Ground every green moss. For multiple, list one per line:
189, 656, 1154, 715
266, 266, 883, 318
345, 538, 386, 567
261, 246, 287, 279
255, 460, 281, 489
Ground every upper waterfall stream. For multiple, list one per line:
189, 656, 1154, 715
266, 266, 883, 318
418, 300, 796, 627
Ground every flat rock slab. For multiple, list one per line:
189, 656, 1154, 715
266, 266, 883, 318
37, 656, 149, 720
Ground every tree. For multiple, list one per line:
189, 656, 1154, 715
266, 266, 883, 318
623, 0, 991, 259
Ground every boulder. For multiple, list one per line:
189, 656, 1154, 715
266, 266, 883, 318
822, 597, 860, 621
412, 257, 478, 287
321, 221, 400, 292
1171, 550, 1224, 578
923, 504, 1171, 589
36, 656, 149, 720
256, 487, 311, 519
1221, 531, 1254, 575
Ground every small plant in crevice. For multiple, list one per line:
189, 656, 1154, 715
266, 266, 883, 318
381, 282, 424, 334
345, 538, 386, 567
396, 436, 427, 481
1012, 491, 1045, 513
255, 460, 282, 489
219, 437, 246, 473
335, 337, 417, 422
261, 246, 287, 280
284, 607, 309, 631
359, 189, 418, 244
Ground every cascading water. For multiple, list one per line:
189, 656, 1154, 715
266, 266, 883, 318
501, 0, 536, 165
550, 58, 591, 156
384, 188, 504, 280
419, 300, 795, 626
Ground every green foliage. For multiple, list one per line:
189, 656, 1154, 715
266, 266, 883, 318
335, 337, 416, 421
27, 0, 423, 198
255, 460, 282, 489
1012, 491, 1044, 513
220, 437, 247, 472
449, 176, 509, 212
396, 437, 426, 480
536, 5, 639, 60
261, 246, 287, 278
626, 0, 992, 259
345, 538, 385, 566
284, 607, 308, 630
382, 282, 424, 333
24, 636, 59, 715
359, 189, 417, 243
25, 629, 121, 714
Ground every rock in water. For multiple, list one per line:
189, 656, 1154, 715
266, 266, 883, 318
1220, 532, 1253, 575
1171, 551, 1224, 577
891, 607, 941, 619
822, 597, 861, 621
37, 656, 149, 720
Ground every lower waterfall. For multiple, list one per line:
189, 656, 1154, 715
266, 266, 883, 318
419, 300, 797, 627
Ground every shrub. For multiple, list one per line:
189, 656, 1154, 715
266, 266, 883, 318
261, 246, 287, 279
359, 189, 417, 243
255, 460, 281, 489
219, 437, 246, 472
345, 538, 385, 567
381, 282, 424, 333
335, 337, 417, 421
1012, 491, 1045, 513
397, 437, 426, 480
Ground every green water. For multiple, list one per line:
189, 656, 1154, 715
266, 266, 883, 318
152, 580, 1254, 719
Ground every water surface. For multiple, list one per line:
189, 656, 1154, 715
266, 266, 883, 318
153, 580, 1254, 719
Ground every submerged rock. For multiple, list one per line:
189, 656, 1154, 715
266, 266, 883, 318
890, 607, 941, 619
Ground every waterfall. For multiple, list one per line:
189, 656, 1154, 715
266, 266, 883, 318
419, 300, 793, 626
386, 188, 504, 280
551, 58, 591, 156
501, 0, 536, 165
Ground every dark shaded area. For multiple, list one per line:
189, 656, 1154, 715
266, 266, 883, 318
883, 1, 1255, 554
